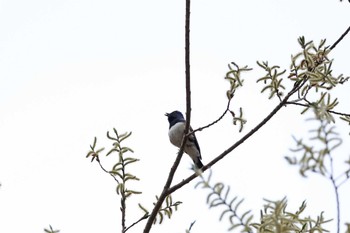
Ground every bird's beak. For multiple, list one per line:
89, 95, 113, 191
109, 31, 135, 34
165, 113, 169, 116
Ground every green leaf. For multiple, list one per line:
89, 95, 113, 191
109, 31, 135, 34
119, 131, 132, 142
138, 203, 149, 214
234, 198, 244, 212
220, 209, 231, 221
107, 131, 118, 141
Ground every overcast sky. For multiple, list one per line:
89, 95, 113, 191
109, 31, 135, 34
1, 0, 350, 233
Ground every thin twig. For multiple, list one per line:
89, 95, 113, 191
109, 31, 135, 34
285, 101, 350, 117
96, 157, 119, 183
189, 99, 231, 135
335, 172, 350, 187
331, 175, 341, 233
121, 159, 127, 232
323, 123, 340, 233
125, 214, 149, 232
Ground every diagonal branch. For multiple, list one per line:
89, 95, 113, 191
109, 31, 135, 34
94, 156, 120, 183
329, 25, 350, 51
126, 214, 149, 232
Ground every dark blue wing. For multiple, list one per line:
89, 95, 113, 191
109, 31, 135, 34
188, 126, 201, 159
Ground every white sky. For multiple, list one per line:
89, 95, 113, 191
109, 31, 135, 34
0, 0, 350, 233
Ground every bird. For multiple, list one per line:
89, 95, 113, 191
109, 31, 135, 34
165, 110, 204, 169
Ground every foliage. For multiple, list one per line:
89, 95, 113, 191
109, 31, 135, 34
86, 129, 183, 232
107, 130, 141, 196
138, 194, 182, 225
286, 118, 343, 178
225, 62, 250, 132
149, 195, 181, 224
257, 37, 349, 123
254, 37, 350, 185
195, 170, 253, 232
82, 34, 350, 233
288, 37, 348, 123
225, 62, 252, 100
86, 129, 141, 196
200, 36, 350, 233
252, 198, 331, 232
86, 129, 142, 232
257, 61, 286, 100
285, 114, 350, 233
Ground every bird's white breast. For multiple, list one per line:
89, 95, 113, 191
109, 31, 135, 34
168, 122, 185, 147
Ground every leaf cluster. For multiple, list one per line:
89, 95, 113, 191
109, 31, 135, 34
256, 37, 349, 133
257, 61, 286, 100
195, 171, 253, 232
86, 136, 105, 162
86, 128, 143, 232
106, 129, 141, 197
256, 37, 348, 103
225, 62, 252, 100
230, 107, 247, 133
224, 62, 250, 132
289, 37, 348, 90
252, 198, 331, 232
139, 195, 182, 225
301, 92, 339, 123
290, 37, 348, 100
286, 119, 342, 179
87, 129, 141, 197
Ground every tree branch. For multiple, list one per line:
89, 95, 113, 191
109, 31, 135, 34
96, 156, 120, 183
329, 25, 350, 51
126, 214, 149, 232
185, 0, 192, 129
142, 1, 192, 232
189, 99, 232, 136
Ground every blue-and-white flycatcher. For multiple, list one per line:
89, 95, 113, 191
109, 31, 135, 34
165, 111, 204, 168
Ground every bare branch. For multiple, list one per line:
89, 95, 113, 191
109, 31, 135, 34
96, 157, 120, 183
190, 99, 232, 135
143, 0, 192, 232
329, 25, 350, 51
125, 214, 149, 232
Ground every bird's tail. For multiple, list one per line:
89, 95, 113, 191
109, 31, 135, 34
194, 158, 204, 169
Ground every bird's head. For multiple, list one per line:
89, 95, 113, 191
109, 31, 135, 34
165, 110, 185, 125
